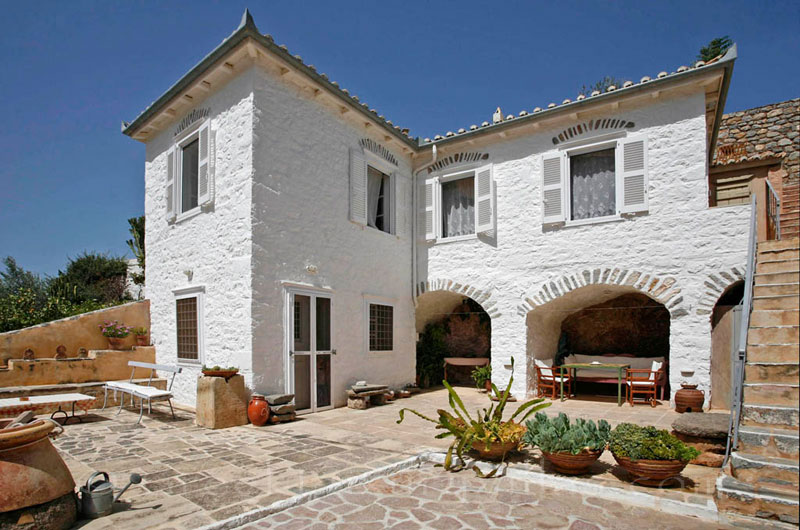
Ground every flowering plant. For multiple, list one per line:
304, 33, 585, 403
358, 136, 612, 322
99, 320, 132, 338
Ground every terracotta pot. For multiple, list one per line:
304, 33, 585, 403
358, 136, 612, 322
542, 449, 603, 475
675, 384, 705, 413
135, 335, 149, 346
106, 337, 125, 350
471, 439, 520, 461
202, 369, 239, 381
484, 380, 492, 392
0, 419, 76, 513
247, 394, 270, 426
612, 454, 689, 486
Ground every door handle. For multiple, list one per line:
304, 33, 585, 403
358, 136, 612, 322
331, 349, 337, 355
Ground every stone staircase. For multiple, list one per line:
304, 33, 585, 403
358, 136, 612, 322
716, 237, 800, 524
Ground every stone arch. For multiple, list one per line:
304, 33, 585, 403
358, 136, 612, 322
695, 267, 745, 316
416, 278, 501, 319
516, 267, 687, 319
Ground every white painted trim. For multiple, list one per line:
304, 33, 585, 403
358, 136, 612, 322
556, 130, 626, 151
173, 285, 205, 366
363, 295, 396, 355
279, 281, 334, 292
173, 118, 210, 218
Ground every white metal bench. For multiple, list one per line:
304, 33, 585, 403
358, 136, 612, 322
102, 361, 182, 424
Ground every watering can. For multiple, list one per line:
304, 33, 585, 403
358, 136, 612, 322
79, 471, 142, 518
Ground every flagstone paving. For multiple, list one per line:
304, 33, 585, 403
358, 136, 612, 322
242, 464, 733, 530
51, 387, 722, 529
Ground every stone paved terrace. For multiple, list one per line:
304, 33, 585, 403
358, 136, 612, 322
52, 387, 724, 529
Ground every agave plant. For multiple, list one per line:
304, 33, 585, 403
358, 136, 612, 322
397, 357, 550, 476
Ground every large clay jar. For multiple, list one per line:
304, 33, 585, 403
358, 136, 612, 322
0, 419, 76, 514
248, 394, 270, 426
675, 383, 705, 413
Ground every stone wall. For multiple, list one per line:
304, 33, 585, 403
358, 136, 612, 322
418, 91, 750, 402
0, 301, 149, 367
0, 347, 155, 388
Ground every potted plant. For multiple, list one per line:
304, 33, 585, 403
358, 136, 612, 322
397, 357, 550, 476
471, 365, 492, 392
131, 327, 149, 346
523, 412, 610, 475
609, 423, 700, 486
99, 321, 132, 350
201, 365, 240, 381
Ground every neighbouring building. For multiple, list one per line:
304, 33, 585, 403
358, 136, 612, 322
123, 11, 751, 409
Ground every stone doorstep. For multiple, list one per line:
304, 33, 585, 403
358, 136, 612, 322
737, 425, 800, 458
730, 452, 800, 488
742, 404, 800, 429
197, 451, 730, 530
715, 474, 799, 525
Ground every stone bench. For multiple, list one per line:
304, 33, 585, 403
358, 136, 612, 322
347, 385, 389, 410
671, 412, 730, 467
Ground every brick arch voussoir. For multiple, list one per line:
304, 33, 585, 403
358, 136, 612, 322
415, 278, 501, 319
515, 267, 687, 319
695, 266, 746, 317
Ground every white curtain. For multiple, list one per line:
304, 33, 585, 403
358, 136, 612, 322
570, 148, 616, 220
442, 177, 475, 237
367, 167, 383, 228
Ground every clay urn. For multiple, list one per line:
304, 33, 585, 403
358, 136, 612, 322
675, 383, 705, 413
247, 394, 270, 426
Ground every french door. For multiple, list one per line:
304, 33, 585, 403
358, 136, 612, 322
287, 289, 333, 414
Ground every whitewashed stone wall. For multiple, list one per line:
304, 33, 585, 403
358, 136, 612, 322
144, 72, 255, 407
249, 67, 416, 406
417, 92, 751, 402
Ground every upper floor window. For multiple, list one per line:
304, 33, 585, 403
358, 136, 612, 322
166, 119, 212, 222
423, 165, 495, 242
542, 135, 648, 225
367, 165, 392, 233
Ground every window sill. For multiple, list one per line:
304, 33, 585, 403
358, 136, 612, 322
177, 359, 201, 367
435, 234, 478, 245
365, 225, 397, 239
564, 215, 625, 228
174, 207, 203, 224
369, 350, 395, 355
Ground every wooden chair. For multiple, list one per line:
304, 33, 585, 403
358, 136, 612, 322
626, 361, 664, 407
535, 359, 572, 399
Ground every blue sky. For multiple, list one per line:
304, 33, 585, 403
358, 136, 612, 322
1, 1, 798, 276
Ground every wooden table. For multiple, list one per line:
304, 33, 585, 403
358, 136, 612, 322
0, 393, 95, 424
443, 357, 489, 381
558, 363, 630, 406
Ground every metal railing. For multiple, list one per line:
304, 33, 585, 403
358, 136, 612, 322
723, 193, 758, 466
766, 179, 781, 240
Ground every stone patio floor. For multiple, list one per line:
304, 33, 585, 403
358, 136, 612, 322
52, 387, 724, 529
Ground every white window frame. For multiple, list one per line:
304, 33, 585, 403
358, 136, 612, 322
363, 295, 396, 354
172, 285, 205, 366
364, 151, 396, 237
435, 168, 479, 243
174, 121, 204, 222
562, 138, 623, 227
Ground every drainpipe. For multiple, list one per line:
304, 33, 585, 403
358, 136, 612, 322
412, 144, 438, 303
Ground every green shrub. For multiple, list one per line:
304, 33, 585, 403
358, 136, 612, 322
416, 321, 448, 388
609, 423, 700, 462
523, 412, 610, 455
471, 365, 491, 388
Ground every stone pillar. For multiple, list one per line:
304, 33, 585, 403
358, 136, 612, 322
195, 375, 248, 429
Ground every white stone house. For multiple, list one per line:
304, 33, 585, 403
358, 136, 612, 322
123, 11, 746, 409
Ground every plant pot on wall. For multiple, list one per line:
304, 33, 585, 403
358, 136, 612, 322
107, 337, 125, 350
135, 335, 149, 346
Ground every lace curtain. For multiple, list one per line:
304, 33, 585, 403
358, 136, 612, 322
367, 166, 384, 228
441, 177, 475, 237
570, 148, 616, 220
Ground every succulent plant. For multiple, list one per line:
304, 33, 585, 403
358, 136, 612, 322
609, 423, 700, 462
523, 412, 611, 455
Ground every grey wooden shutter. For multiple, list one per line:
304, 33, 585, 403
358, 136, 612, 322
541, 153, 566, 223
349, 148, 367, 225
392, 172, 404, 237
166, 146, 176, 221
617, 135, 648, 214
475, 164, 495, 234
424, 177, 437, 241
197, 121, 211, 206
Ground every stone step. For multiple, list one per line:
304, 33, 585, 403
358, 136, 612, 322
755, 271, 800, 286
743, 404, 800, 430
758, 248, 800, 261
753, 294, 800, 310
745, 362, 800, 384
757, 258, 800, 274
754, 283, 800, 297
747, 344, 800, 364
715, 474, 799, 524
759, 238, 800, 253
730, 453, 800, 493
744, 383, 800, 408
748, 326, 800, 345
750, 309, 800, 328
737, 425, 799, 459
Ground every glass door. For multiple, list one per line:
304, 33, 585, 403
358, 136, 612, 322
289, 290, 333, 413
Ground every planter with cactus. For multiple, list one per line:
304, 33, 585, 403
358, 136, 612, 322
523, 412, 611, 475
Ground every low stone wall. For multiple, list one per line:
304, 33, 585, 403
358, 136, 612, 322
0, 300, 150, 366
0, 347, 156, 387
0, 378, 167, 416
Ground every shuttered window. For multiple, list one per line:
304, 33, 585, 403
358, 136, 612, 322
168, 118, 212, 220
424, 164, 495, 242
